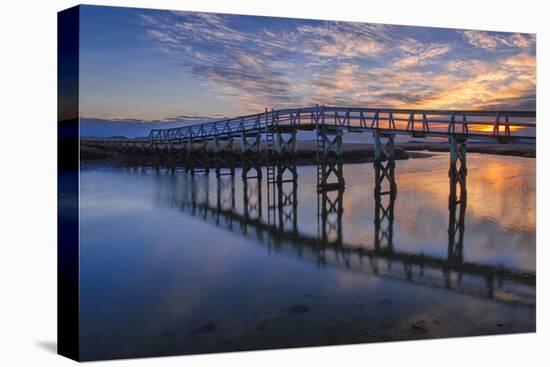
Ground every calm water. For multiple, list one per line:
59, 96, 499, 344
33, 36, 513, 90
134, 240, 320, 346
79, 153, 536, 360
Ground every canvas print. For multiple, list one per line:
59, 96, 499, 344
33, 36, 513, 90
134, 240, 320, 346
58, 4, 536, 361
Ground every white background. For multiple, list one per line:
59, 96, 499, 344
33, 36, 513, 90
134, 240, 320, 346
0, 0, 548, 365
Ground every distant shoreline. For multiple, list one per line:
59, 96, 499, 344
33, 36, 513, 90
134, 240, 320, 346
80, 140, 534, 166
80, 141, 413, 166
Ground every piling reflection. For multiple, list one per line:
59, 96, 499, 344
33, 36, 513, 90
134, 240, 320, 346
318, 187, 344, 247
448, 160, 467, 265
374, 191, 396, 253
315, 127, 346, 248
243, 178, 262, 222
372, 132, 398, 257
268, 163, 298, 233
160, 160, 534, 308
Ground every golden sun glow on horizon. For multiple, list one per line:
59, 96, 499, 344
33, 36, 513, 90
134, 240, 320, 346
470, 125, 528, 133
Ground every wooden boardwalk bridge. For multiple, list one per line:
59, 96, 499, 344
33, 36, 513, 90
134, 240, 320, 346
81, 105, 536, 196
145, 105, 535, 142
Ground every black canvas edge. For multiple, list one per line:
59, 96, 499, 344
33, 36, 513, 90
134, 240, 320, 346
58, 5, 81, 362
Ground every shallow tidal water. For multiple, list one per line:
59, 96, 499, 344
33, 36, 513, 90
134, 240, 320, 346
79, 153, 535, 360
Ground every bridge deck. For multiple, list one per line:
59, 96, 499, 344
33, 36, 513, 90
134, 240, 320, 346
143, 106, 536, 144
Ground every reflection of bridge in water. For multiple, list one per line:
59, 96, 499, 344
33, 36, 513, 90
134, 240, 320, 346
156, 158, 534, 308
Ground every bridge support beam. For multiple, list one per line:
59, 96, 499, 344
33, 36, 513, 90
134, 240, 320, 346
167, 142, 177, 172
315, 126, 345, 248
185, 140, 210, 175
241, 132, 262, 180
266, 126, 299, 230
448, 136, 467, 189
174, 142, 186, 172
373, 131, 397, 195
153, 143, 164, 170
316, 126, 345, 191
214, 137, 235, 177
274, 129, 297, 156
448, 135, 468, 266
152, 144, 159, 169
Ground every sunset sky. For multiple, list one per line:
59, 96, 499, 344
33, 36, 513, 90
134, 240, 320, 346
79, 5, 536, 123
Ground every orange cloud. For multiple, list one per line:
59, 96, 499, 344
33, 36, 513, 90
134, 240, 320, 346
418, 53, 535, 109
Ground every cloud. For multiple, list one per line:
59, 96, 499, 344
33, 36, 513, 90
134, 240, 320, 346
135, 10, 535, 115
297, 23, 384, 58
462, 30, 535, 50
417, 52, 536, 109
392, 43, 451, 69
140, 12, 305, 111
306, 50, 535, 110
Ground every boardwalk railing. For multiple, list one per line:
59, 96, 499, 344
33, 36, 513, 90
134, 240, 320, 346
146, 106, 536, 144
